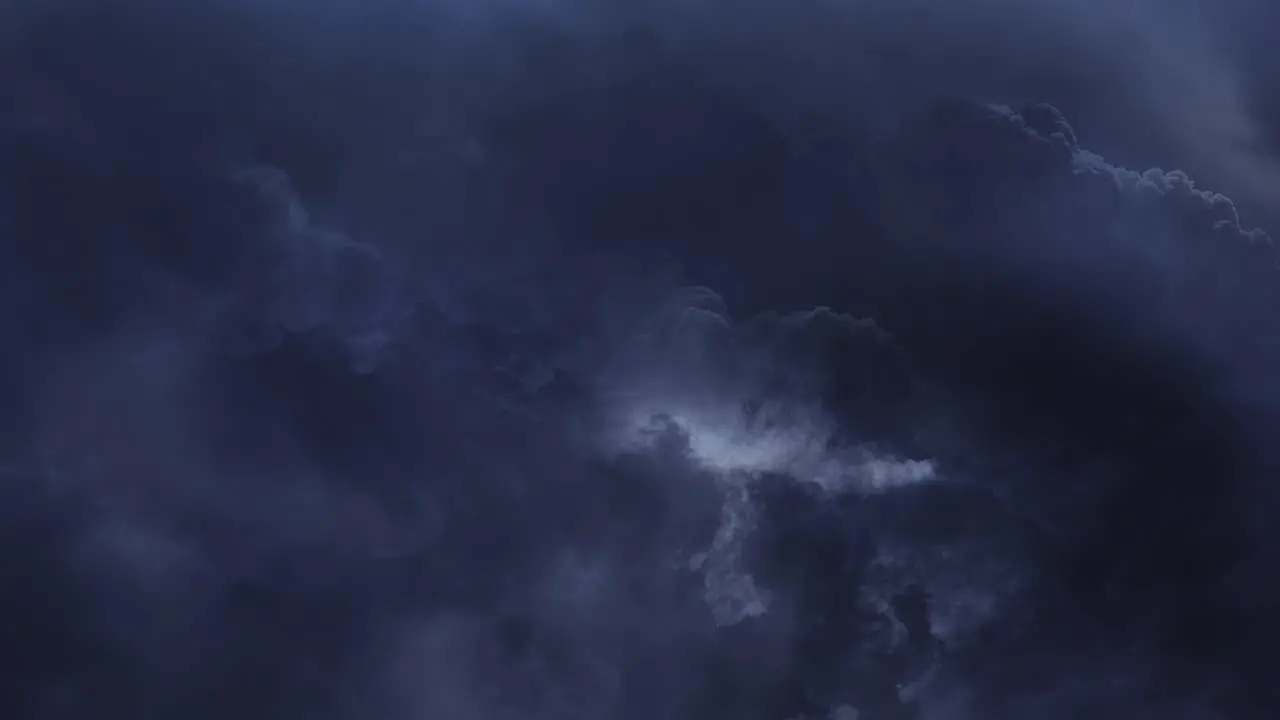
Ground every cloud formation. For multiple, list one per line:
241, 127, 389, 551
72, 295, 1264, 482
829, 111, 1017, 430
3, 2, 1280, 720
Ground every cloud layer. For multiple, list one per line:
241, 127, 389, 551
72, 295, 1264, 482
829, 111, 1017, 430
3, 2, 1280, 720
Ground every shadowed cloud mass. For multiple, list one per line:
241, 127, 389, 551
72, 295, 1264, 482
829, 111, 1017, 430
3, 1, 1280, 719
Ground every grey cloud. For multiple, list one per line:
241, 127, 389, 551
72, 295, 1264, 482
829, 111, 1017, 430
3, 2, 1280, 719
222, 164, 411, 372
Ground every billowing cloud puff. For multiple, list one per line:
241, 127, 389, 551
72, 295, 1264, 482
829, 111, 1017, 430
594, 288, 939, 630
604, 289, 934, 495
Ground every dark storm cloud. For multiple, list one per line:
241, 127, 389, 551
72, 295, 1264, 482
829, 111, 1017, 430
584, 0, 1280, 217
3, 1, 1280, 719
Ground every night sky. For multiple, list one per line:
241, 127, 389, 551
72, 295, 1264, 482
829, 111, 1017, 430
3, 2, 1280, 719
